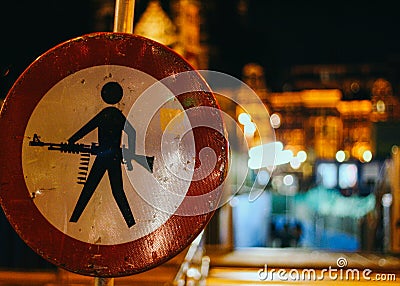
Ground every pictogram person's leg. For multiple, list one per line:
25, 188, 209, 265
70, 157, 106, 223
108, 161, 136, 227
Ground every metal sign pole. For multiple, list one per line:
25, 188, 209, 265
94, 2, 135, 285
94, 277, 115, 286
113, 0, 135, 33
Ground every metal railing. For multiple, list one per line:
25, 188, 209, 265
171, 230, 210, 286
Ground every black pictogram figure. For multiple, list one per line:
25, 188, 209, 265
29, 82, 154, 228
68, 82, 138, 227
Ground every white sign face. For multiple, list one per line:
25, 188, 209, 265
22, 65, 194, 245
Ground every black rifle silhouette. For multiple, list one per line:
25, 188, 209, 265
29, 133, 154, 173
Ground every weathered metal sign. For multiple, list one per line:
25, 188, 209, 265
0, 32, 228, 277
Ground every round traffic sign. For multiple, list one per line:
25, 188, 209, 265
0, 32, 228, 277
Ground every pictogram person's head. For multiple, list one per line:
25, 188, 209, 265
101, 81, 123, 104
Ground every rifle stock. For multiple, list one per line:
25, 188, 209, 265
122, 145, 154, 173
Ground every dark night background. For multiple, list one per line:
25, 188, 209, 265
1, 0, 400, 269
1, 0, 400, 97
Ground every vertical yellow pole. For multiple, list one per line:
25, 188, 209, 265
94, 277, 114, 286
113, 0, 136, 33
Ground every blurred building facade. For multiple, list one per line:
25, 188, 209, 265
65, 0, 400, 252
259, 64, 400, 188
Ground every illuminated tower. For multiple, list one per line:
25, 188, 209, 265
132, 0, 208, 69
134, 0, 178, 47
171, 0, 208, 69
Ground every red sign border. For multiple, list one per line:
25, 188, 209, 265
0, 32, 228, 277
